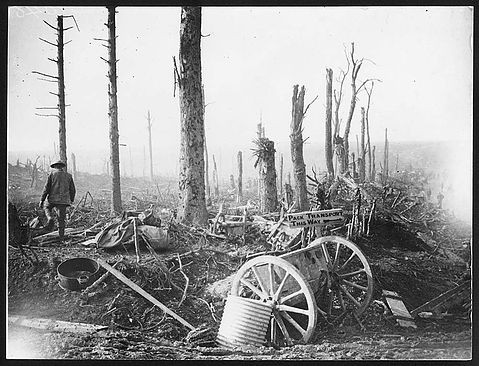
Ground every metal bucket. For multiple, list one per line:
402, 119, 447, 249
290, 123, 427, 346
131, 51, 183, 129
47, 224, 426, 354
217, 295, 273, 348
56, 257, 100, 291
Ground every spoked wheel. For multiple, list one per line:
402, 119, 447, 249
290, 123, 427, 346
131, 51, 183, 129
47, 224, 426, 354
230, 255, 317, 347
309, 236, 374, 322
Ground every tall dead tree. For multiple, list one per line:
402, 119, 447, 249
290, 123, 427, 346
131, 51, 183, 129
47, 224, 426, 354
212, 154, 219, 197
371, 145, 376, 182
253, 138, 278, 213
340, 43, 377, 173
174, 6, 207, 225
146, 110, 154, 181
365, 82, 374, 181
279, 153, 283, 199
359, 107, 366, 182
256, 121, 263, 199
325, 68, 334, 180
236, 151, 243, 204
202, 85, 211, 203
290, 85, 317, 211
106, 6, 122, 212
33, 15, 79, 171
333, 64, 348, 176
383, 128, 389, 184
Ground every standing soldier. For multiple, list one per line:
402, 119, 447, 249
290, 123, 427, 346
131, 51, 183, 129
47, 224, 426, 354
39, 160, 76, 239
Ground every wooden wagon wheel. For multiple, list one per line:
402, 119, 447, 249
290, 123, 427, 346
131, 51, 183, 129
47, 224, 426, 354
231, 255, 317, 347
309, 235, 374, 321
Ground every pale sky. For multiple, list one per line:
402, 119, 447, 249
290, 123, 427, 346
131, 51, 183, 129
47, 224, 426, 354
7, 6, 473, 178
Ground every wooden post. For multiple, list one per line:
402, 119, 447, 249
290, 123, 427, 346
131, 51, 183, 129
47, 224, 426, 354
107, 6, 122, 213
146, 110, 154, 181
236, 151, 243, 204
325, 68, 334, 179
57, 16, 67, 170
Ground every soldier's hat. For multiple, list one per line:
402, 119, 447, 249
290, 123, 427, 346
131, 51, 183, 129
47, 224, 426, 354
50, 160, 66, 168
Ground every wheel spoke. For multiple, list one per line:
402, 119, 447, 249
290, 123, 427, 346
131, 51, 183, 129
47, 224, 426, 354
339, 269, 365, 279
338, 252, 356, 272
274, 272, 290, 299
268, 263, 275, 296
273, 311, 292, 346
251, 266, 269, 296
339, 284, 362, 308
281, 312, 306, 336
240, 278, 266, 299
321, 243, 332, 266
279, 289, 303, 304
277, 304, 310, 316
332, 242, 341, 270
342, 279, 368, 292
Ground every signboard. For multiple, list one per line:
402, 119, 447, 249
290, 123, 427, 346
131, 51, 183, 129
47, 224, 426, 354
286, 208, 343, 229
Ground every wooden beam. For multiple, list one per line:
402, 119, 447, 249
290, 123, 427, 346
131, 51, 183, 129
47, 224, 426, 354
96, 258, 195, 330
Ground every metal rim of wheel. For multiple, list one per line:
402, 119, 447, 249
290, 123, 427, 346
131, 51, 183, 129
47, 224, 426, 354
230, 255, 317, 347
309, 235, 374, 320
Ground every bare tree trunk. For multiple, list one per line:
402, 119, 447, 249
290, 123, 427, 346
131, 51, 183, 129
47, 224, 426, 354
57, 16, 67, 169
325, 68, 334, 179
365, 82, 374, 181
255, 138, 278, 213
147, 110, 154, 181
352, 152, 357, 179
383, 128, 389, 184
107, 6, 122, 213
202, 85, 210, 203
256, 122, 263, 201
372, 145, 376, 182
229, 174, 235, 190
70, 152, 77, 181
236, 151, 243, 204
176, 6, 207, 225
359, 107, 366, 182
279, 153, 283, 200
287, 172, 291, 186
290, 85, 309, 211
212, 154, 219, 197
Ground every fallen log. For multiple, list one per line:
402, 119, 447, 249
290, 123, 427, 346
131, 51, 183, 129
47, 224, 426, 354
8, 315, 108, 333
96, 258, 195, 330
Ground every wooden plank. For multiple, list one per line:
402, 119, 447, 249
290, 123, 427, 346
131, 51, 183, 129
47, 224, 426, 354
410, 282, 470, 317
96, 258, 195, 330
8, 315, 108, 333
382, 290, 417, 329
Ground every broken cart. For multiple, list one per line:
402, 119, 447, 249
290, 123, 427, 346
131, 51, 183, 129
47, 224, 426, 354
218, 208, 374, 348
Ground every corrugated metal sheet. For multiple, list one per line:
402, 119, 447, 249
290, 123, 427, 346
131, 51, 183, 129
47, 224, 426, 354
217, 295, 273, 348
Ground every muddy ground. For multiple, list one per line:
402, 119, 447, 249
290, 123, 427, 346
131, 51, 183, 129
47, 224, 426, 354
7, 167, 473, 360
